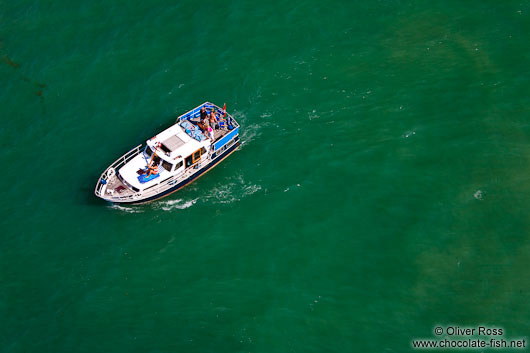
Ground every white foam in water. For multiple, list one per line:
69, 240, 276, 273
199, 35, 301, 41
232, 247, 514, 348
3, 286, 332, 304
403, 130, 416, 138
157, 198, 197, 211
234, 109, 279, 148
240, 120, 280, 148
308, 109, 319, 120
474, 190, 483, 200
239, 123, 262, 147
242, 184, 262, 196
210, 184, 238, 204
203, 174, 262, 204
109, 204, 144, 213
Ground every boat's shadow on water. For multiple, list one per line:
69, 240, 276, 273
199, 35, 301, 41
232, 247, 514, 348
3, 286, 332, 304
80, 171, 109, 207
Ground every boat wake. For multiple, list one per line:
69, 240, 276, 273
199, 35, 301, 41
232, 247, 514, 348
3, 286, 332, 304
108, 204, 144, 213
203, 174, 262, 204
109, 176, 260, 212
155, 198, 198, 211
239, 123, 262, 148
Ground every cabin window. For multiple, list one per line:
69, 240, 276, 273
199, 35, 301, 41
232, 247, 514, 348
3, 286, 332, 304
185, 155, 193, 168
145, 146, 153, 157
192, 150, 201, 163
162, 160, 173, 172
173, 161, 183, 171
201, 147, 207, 155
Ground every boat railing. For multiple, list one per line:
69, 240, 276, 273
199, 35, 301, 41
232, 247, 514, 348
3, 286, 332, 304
175, 102, 239, 129
94, 144, 143, 198
102, 161, 201, 202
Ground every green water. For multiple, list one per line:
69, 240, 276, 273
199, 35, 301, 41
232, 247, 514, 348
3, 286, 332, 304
1, 1, 529, 352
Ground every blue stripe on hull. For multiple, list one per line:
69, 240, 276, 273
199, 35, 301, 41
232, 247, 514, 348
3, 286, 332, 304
113, 140, 239, 205
214, 128, 239, 151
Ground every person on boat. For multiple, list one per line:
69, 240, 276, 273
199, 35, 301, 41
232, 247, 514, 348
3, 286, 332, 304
200, 107, 208, 121
147, 164, 158, 177
209, 111, 219, 130
198, 120, 208, 133
197, 107, 209, 133
207, 125, 214, 140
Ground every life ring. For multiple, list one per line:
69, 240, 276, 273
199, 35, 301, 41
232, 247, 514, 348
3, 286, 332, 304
106, 167, 116, 179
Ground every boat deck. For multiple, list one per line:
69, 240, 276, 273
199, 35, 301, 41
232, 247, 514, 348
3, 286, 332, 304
187, 117, 232, 143
213, 126, 231, 142
104, 174, 135, 197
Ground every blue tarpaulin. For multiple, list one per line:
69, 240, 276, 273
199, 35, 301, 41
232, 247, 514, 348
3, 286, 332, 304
138, 172, 160, 183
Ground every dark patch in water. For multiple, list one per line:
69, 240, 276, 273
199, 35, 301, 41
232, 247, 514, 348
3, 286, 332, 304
1, 50, 48, 112
39, 97, 46, 115
2, 55, 20, 68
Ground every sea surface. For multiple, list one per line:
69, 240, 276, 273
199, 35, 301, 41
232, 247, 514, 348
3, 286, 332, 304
1, 1, 529, 352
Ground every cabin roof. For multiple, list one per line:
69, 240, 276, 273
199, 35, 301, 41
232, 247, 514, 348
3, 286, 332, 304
146, 123, 205, 162
162, 135, 186, 152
